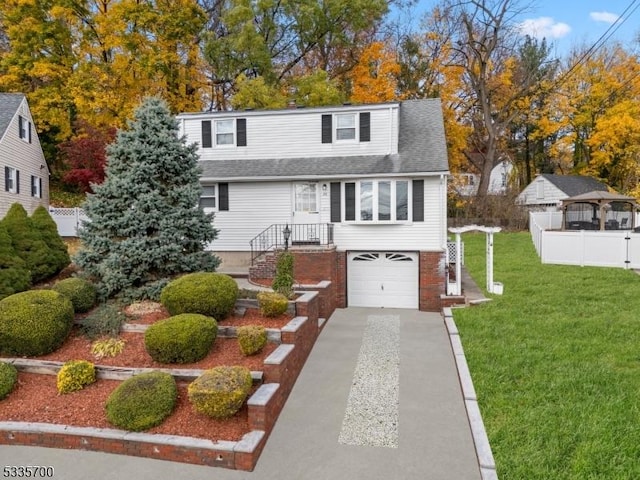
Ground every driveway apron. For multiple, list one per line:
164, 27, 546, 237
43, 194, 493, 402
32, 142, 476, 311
0, 307, 481, 480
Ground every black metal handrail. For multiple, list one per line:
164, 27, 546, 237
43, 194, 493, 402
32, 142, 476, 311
250, 223, 334, 264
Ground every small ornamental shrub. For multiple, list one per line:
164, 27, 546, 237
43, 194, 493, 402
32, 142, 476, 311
144, 314, 217, 364
160, 272, 238, 319
52, 277, 97, 313
1, 203, 55, 283
105, 371, 177, 431
30, 205, 71, 275
80, 303, 125, 340
271, 251, 294, 298
0, 290, 74, 356
188, 366, 252, 419
0, 362, 18, 400
91, 337, 126, 360
237, 325, 267, 356
257, 291, 289, 317
56, 360, 96, 394
0, 223, 31, 301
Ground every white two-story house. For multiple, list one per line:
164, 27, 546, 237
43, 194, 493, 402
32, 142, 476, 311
0, 93, 49, 217
177, 99, 450, 311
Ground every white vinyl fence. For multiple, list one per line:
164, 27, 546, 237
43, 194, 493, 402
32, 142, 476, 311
530, 211, 640, 269
49, 207, 89, 237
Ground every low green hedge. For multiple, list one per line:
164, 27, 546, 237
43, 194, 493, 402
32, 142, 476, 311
52, 277, 97, 313
0, 362, 18, 400
257, 291, 288, 317
237, 325, 267, 356
0, 290, 74, 356
105, 371, 177, 431
188, 366, 252, 419
160, 272, 238, 319
144, 314, 217, 364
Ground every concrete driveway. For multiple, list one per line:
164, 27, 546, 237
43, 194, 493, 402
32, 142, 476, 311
0, 308, 482, 480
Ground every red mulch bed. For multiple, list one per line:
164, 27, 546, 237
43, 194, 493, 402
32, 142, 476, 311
0, 301, 293, 443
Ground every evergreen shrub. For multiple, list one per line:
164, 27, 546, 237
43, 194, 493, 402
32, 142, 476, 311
144, 314, 217, 364
79, 303, 125, 340
237, 325, 267, 356
52, 277, 97, 313
160, 272, 238, 319
105, 371, 177, 431
0, 362, 18, 400
0, 223, 30, 300
256, 291, 289, 317
30, 205, 70, 275
188, 366, 252, 419
56, 359, 96, 394
272, 251, 294, 298
0, 290, 74, 356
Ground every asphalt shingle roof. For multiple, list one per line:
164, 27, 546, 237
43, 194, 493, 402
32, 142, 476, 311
199, 98, 449, 180
0, 93, 25, 139
541, 174, 608, 197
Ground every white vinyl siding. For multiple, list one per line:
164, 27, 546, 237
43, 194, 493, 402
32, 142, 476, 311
204, 182, 292, 251
179, 104, 399, 161
0, 98, 48, 217
517, 177, 567, 206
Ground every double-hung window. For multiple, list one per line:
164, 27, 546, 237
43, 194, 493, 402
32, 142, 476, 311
31, 175, 42, 198
18, 116, 31, 143
199, 183, 229, 211
215, 119, 234, 146
200, 185, 216, 209
336, 114, 356, 141
4, 167, 18, 194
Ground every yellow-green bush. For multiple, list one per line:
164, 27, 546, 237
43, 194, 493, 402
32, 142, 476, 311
0, 362, 18, 400
91, 337, 126, 360
57, 360, 96, 394
144, 314, 217, 364
105, 371, 177, 431
52, 277, 97, 313
0, 290, 74, 356
237, 325, 267, 356
257, 291, 288, 317
160, 272, 238, 319
188, 366, 252, 419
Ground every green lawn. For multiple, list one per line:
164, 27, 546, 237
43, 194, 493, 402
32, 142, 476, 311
454, 232, 640, 480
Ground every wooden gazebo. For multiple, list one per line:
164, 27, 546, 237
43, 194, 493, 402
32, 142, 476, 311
561, 191, 638, 231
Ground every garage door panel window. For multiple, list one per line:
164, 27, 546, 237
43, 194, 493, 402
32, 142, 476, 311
344, 180, 412, 223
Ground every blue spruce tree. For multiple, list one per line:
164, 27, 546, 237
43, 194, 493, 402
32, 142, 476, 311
76, 97, 220, 299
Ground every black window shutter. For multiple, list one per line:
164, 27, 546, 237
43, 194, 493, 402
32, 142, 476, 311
321, 115, 332, 144
4, 167, 9, 192
38, 177, 42, 198
218, 183, 229, 211
359, 112, 370, 142
18, 116, 22, 138
412, 179, 424, 222
330, 182, 341, 222
236, 119, 247, 146
31, 175, 35, 196
345, 182, 356, 221
201, 120, 212, 148
15, 170, 19, 194
28, 121, 32, 143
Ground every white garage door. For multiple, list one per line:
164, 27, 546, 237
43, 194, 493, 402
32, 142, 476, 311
347, 252, 419, 309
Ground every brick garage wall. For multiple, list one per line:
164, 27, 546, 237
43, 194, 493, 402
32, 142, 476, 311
419, 251, 447, 311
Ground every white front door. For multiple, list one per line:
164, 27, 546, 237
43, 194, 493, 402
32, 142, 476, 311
292, 182, 320, 225
348, 252, 419, 309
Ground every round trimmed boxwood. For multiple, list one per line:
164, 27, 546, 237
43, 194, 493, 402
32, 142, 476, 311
188, 366, 252, 419
0, 362, 18, 400
237, 325, 267, 356
0, 290, 74, 356
144, 314, 217, 364
160, 272, 238, 319
105, 371, 177, 432
52, 277, 97, 313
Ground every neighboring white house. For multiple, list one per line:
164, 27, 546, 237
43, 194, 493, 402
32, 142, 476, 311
0, 93, 49, 217
177, 99, 450, 311
453, 160, 514, 196
517, 174, 608, 210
